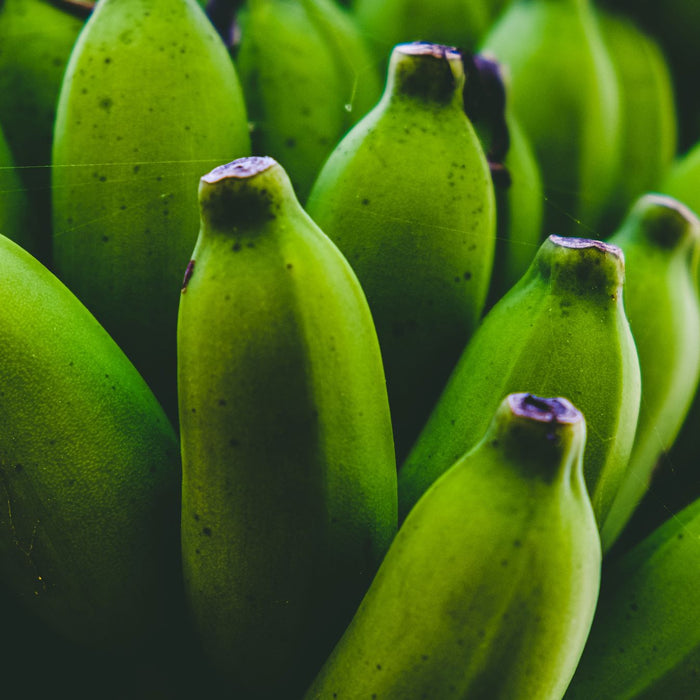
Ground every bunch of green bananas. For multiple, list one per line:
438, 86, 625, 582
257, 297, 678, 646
2, 0, 700, 698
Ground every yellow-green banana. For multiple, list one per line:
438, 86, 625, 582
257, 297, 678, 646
352, 0, 514, 68
565, 494, 700, 698
597, 9, 678, 234
0, 0, 88, 263
51, 0, 251, 425
661, 139, 700, 217
0, 122, 31, 251
601, 195, 700, 551
178, 156, 397, 698
0, 232, 181, 651
307, 42, 496, 463
233, 0, 382, 201
480, 0, 621, 236
398, 235, 641, 543
463, 52, 544, 306
305, 393, 601, 700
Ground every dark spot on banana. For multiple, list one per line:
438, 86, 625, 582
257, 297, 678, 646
203, 527, 212, 537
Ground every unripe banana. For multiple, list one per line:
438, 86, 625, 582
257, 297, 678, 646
600, 195, 700, 551
597, 9, 678, 234
661, 139, 700, 217
352, 0, 514, 68
0, 0, 88, 263
233, 0, 382, 201
0, 122, 31, 251
307, 42, 496, 463
462, 52, 544, 306
0, 233, 181, 651
52, 0, 251, 425
565, 495, 700, 699
178, 156, 397, 698
398, 235, 641, 543
480, 0, 621, 236
305, 392, 601, 700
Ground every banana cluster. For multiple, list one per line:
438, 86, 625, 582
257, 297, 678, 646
1, 1, 700, 698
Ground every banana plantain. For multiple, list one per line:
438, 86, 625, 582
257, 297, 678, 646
0, 0, 89, 264
565, 494, 700, 698
305, 392, 601, 700
51, 0, 251, 426
462, 51, 544, 307
352, 0, 514, 68
307, 42, 496, 464
600, 195, 700, 551
597, 9, 678, 234
398, 234, 641, 544
233, 0, 382, 201
0, 232, 181, 651
0, 122, 31, 251
480, 0, 621, 237
178, 156, 397, 698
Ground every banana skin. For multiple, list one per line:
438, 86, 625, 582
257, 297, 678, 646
0, 233, 182, 651
398, 235, 641, 545
565, 495, 700, 699
178, 156, 397, 698
601, 195, 700, 551
307, 42, 496, 464
305, 393, 601, 700
52, 0, 251, 424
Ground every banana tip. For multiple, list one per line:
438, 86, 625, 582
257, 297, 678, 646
202, 157, 277, 184
509, 393, 581, 425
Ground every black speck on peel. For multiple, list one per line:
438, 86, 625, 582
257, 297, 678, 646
181, 259, 195, 292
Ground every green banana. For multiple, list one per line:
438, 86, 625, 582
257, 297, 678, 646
480, 0, 621, 236
463, 52, 544, 306
597, 9, 678, 233
51, 0, 251, 425
305, 392, 601, 700
0, 232, 181, 650
0, 122, 31, 251
660, 139, 700, 217
565, 494, 700, 698
398, 235, 641, 543
600, 195, 700, 551
599, 0, 700, 151
233, 0, 382, 201
352, 0, 514, 68
0, 0, 89, 263
307, 42, 496, 463
178, 156, 397, 697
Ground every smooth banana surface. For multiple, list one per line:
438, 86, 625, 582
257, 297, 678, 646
601, 195, 700, 551
598, 9, 677, 234
307, 42, 496, 463
234, 0, 381, 201
52, 0, 251, 424
178, 156, 397, 698
398, 235, 641, 541
305, 393, 601, 700
0, 233, 181, 650
565, 495, 700, 698
0, 123, 30, 251
0, 0, 87, 263
480, 0, 621, 236
353, 0, 513, 67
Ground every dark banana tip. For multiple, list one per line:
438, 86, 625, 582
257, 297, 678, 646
626, 193, 700, 249
509, 393, 582, 425
395, 42, 462, 61
389, 42, 464, 103
201, 156, 277, 184
539, 235, 626, 299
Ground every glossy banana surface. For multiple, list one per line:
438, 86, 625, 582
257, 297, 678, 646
308, 42, 496, 463
178, 156, 397, 698
306, 393, 601, 700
